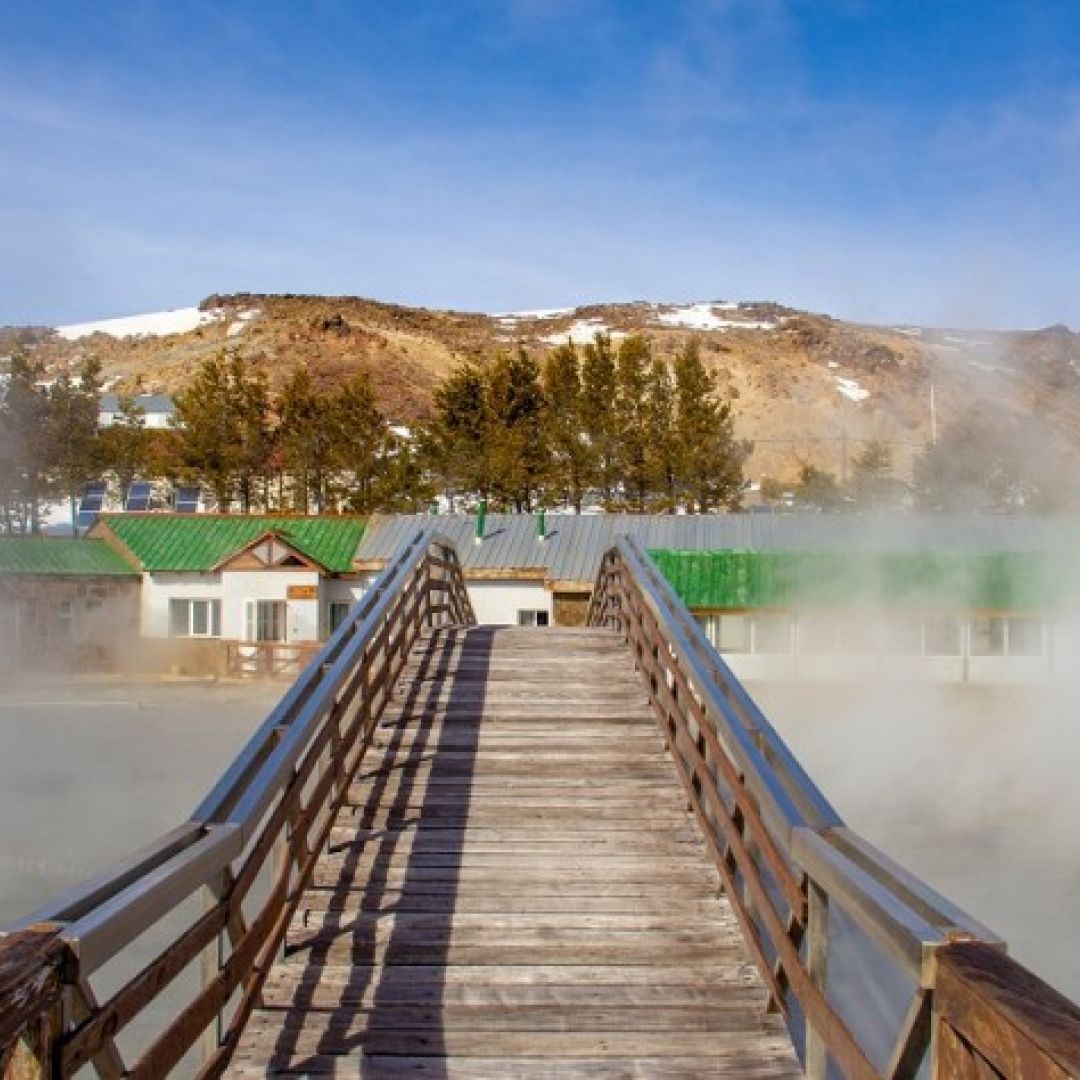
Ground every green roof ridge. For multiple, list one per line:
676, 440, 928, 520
99, 514, 366, 573
648, 548, 1060, 612
0, 536, 139, 576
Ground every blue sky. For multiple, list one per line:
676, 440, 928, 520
2, 0, 1079, 328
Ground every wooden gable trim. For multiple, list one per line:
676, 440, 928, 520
212, 530, 323, 573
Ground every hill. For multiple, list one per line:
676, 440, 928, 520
6, 294, 1080, 486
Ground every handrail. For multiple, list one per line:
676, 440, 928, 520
589, 535, 1080, 1080
0, 526, 475, 1078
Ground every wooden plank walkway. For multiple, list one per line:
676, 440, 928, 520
229, 626, 802, 1078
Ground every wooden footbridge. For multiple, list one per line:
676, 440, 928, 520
3, 529, 1080, 1078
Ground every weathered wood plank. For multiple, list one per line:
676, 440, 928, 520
228, 1053, 799, 1079
225, 625, 801, 1078
233, 1027, 792, 1058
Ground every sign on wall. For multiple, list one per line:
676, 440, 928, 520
286, 585, 317, 600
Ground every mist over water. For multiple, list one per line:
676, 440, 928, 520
0, 678, 279, 924
752, 673, 1080, 1001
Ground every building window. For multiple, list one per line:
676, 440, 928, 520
971, 615, 1044, 658
923, 616, 962, 657
54, 600, 74, 639
517, 609, 550, 627
327, 601, 352, 637
246, 600, 287, 642
169, 599, 221, 638
1006, 617, 1044, 657
752, 613, 791, 654
970, 616, 1006, 657
885, 617, 924, 656
798, 615, 841, 654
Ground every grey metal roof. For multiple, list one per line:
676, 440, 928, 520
357, 512, 1080, 586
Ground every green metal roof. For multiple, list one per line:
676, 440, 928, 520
98, 515, 366, 573
649, 549, 1061, 612
0, 537, 139, 577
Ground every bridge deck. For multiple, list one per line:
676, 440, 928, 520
229, 626, 801, 1077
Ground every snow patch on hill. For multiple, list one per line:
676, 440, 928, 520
655, 302, 776, 332
494, 307, 575, 322
57, 307, 218, 341
542, 319, 627, 346
835, 376, 869, 402
227, 308, 261, 337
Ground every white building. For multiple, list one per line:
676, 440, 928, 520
97, 392, 177, 430
88, 515, 367, 673
43, 510, 1080, 683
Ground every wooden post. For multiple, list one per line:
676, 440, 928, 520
932, 941, 1080, 1079
200, 884, 223, 1066
0, 926, 66, 1080
805, 881, 829, 1080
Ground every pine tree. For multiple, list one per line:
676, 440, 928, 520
331, 372, 388, 513
99, 393, 147, 498
424, 360, 493, 506
614, 335, 651, 511
673, 339, 750, 512
541, 343, 593, 512
374, 433, 434, 512
645, 353, 678, 511
277, 367, 334, 513
486, 347, 547, 511
794, 463, 844, 511
46, 357, 103, 535
232, 355, 274, 513
0, 354, 50, 533
174, 353, 243, 509
579, 333, 619, 504
850, 440, 906, 509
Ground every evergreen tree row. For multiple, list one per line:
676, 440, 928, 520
0, 351, 426, 532
424, 334, 751, 513
0, 335, 751, 532
174, 353, 423, 514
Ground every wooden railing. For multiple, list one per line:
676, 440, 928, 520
589, 536, 1080, 1080
223, 641, 321, 679
0, 526, 474, 1079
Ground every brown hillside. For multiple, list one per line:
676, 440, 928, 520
8, 294, 1080, 487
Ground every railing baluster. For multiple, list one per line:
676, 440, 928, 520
805, 880, 830, 1080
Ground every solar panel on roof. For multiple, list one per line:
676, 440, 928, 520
124, 481, 152, 512
76, 481, 107, 530
175, 485, 201, 513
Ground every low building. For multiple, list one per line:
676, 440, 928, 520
6, 511, 1074, 683
0, 536, 140, 671
90, 513, 368, 639
358, 512, 1080, 684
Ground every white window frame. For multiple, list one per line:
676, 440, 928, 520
517, 609, 550, 627
169, 598, 221, 639
245, 599, 288, 643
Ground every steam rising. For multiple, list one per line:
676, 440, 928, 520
745, 520, 1080, 1002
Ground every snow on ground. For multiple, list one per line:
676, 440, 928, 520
56, 307, 218, 341
655, 302, 775, 332
494, 307, 575, 322
834, 376, 869, 402
227, 308, 261, 337
542, 319, 626, 346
